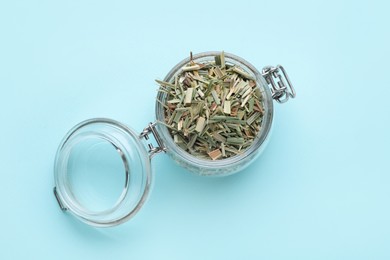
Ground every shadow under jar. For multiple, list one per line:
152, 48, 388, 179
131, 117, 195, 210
53, 51, 296, 227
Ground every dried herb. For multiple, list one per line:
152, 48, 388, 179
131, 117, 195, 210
157, 51, 264, 160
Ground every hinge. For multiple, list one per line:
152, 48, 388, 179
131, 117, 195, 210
262, 65, 296, 103
140, 122, 167, 158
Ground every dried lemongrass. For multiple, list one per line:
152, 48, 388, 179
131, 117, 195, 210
157, 51, 264, 160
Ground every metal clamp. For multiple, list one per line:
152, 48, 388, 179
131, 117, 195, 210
140, 122, 167, 158
262, 65, 296, 103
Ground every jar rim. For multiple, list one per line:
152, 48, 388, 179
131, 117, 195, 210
54, 118, 152, 227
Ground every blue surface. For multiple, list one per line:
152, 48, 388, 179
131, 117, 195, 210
1, 0, 389, 259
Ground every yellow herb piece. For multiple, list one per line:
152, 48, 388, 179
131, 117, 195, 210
195, 117, 206, 133
241, 94, 251, 107
223, 101, 231, 114
197, 89, 205, 98
183, 65, 201, 72
184, 88, 194, 106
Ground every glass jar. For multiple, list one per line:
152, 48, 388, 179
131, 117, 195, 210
53, 51, 296, 227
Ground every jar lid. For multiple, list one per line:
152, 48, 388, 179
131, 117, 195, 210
53, 118, 152, 227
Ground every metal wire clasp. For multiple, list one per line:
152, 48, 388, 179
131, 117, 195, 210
262, 65, 296, 103
140, 122, 167, 158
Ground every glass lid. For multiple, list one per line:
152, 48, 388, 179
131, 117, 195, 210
53, 118, 152, 227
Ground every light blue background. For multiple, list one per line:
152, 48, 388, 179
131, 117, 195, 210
1, 0, 389, 259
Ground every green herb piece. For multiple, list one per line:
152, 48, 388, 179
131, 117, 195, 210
248, 97, 255, 112
224, 146, 241, 155
247, 112, 261, 125
155, 79, 175, 88
173, 110, 184, 123
237, 110, 245, 120
187, 134, 197, 148
226, 137, 245, 145
211, 90, 221, 105
215, 55, 221, 66
212, 132, 227, 143
221, 142, 226, 157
